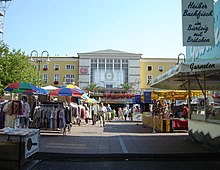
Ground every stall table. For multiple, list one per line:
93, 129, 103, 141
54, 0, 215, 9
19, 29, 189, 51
0, 128, 40, 169
142, 112, 188, 132
172, 119, 188, 130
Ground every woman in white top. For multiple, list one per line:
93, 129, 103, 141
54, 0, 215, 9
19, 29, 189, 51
123, 107, 129, 121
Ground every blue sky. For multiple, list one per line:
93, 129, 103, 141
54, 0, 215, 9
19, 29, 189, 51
2, 0, 186, 58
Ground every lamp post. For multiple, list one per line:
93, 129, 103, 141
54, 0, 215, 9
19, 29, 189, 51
135, 79, 141, 94
177, 53, 186, 64
30, 50, 50, 87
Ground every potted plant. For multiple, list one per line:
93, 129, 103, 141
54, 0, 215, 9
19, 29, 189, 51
43, 67, 48, 71
54, 81, 59, 85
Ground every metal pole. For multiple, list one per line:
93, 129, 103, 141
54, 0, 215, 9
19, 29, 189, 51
30, 50, 39, 86
40, 50, 50, 87
37, 60, 40, 87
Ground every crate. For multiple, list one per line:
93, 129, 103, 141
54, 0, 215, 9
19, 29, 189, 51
0, 141, 25, 169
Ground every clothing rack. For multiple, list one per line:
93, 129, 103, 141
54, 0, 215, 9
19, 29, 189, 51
0, 101, 8, 128
38, 102, 63, 108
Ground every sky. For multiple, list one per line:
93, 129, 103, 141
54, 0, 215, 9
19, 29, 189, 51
1, 0, 187, 58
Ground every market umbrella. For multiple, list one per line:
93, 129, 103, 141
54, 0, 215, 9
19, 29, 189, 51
87, 98, 98, 104
62, 84, 80, 89
61, 84, 85, 94
41, 85, 58, 91
49, 87, 83, 97
31, 87, 49, 95
82, 93, 90, 100
4, 82, 38, 93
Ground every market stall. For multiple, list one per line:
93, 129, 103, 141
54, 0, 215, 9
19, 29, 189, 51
142, 112, 187, 132
149, 60, 220, 149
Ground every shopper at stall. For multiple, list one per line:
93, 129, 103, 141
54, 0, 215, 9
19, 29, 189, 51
182, 104, 189, 119
134, 105, 140, 114
21, 96, 30, 128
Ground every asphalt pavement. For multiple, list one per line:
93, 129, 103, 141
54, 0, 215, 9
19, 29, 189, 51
3, 119, 220, 170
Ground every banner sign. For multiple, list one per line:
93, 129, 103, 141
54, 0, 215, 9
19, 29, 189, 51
182, 0, 215, 46
132, 95, 141, 104
25, 129, 40, 159
144, 91, 152, 103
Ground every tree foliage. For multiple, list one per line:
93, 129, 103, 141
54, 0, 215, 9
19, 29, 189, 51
84, 82, 100, 92
0, 41, 38, 95
121, 82, 133, 92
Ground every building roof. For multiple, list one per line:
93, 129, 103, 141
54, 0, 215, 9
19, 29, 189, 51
77, 49, 142, 56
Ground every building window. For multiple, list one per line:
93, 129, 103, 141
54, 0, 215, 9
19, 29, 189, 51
148, 65, 152, 71
158, 66, 164, 72
43, 64, 48, 71
66, 64, 75, 70
65, 74, 75, 84
43, 74, 48, 83
99, 59, 105, 69
114, 59, 120, 69
54, 64, 59, 70
106, 84, 113, 88
147, 75, 153, 84
90, 58, 128, 88
54, 74, 59, 82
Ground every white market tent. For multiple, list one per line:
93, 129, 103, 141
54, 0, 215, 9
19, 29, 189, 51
41, 85, 58, 91
149, 60, 220, 91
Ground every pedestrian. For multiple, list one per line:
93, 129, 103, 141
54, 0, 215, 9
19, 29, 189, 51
118, 107, 123, 120
133, 105, 140, 125
84, 104, 90, 125
91, 102, 98, 125
106, 104, 112, 121
21, 96, 30, 128
123, 106, 129, 121
182, 104, 189, 119
98, 103, 107, 127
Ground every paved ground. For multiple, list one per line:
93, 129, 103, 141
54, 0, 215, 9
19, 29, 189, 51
36, 120, 215, 155
1, 119, 220, 169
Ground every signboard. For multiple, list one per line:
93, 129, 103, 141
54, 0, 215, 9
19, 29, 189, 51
25, 129, 40, 159
186, 1, 220, 62
182, 0, 215, 46
133, 113, 142, 122
80, 67, 88, 74
144, 91, 152, 103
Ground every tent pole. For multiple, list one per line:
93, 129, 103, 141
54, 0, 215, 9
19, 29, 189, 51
203, 72, 207, 121
187, 74, 191, 119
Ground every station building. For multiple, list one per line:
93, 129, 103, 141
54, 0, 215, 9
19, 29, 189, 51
34, 49, 179, 97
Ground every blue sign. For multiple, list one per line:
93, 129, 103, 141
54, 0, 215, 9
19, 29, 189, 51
133, 95, 141, 104
144, 91, 151, 103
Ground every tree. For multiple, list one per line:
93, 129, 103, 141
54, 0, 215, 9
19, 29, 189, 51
121, 82, 133, 93
84, 82, 100, 92
0, 41, 38, 95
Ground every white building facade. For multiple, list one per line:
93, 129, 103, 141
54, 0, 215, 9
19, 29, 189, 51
77, 49, 142, 90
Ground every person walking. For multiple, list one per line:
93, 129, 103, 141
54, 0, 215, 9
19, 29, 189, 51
98, 103, 107, 127
91, 103, 98, 125
118, 107, 123, 120
106, 104, 112, 121
84, 104, 90, 125
123, 106, 129, 121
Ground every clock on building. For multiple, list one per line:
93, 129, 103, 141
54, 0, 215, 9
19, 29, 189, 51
105, 72, 114, 81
